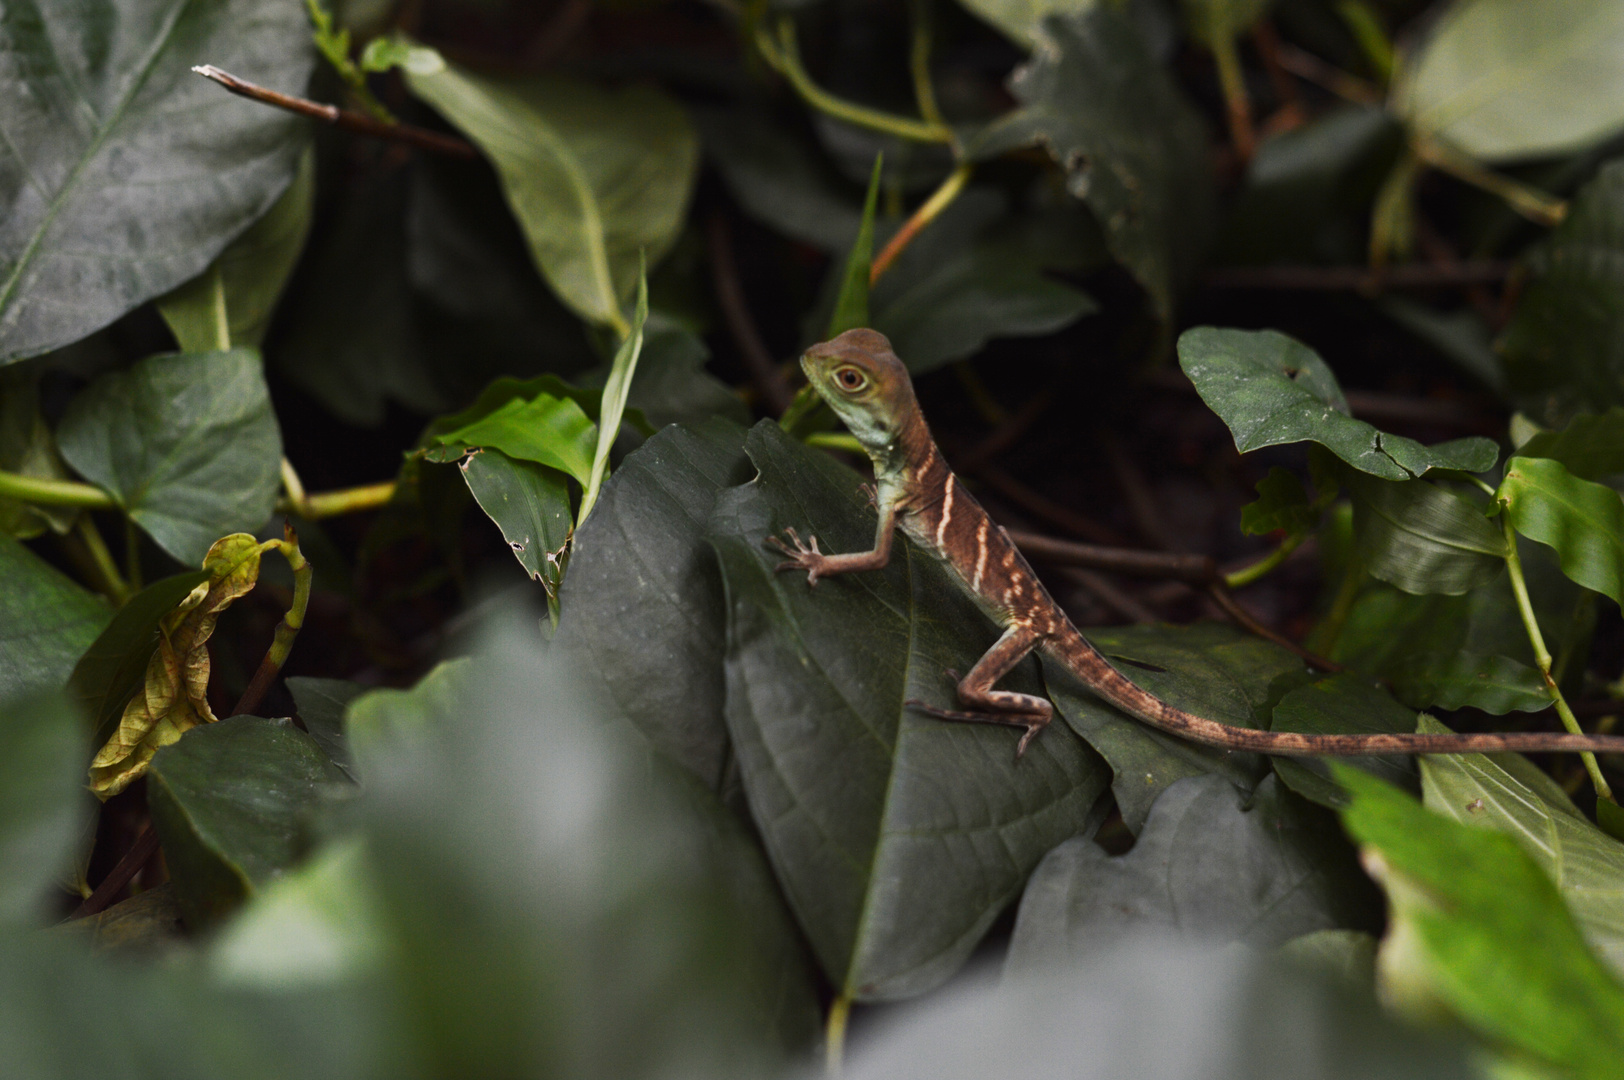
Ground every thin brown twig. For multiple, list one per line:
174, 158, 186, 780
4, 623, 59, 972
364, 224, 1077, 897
71, 826, 158, 919
1207, 582, 1343, 671
1101, 433, 1176, 553
707, 213, 795, 415
1008, 529, 1217, 584
193, 65, 478, 158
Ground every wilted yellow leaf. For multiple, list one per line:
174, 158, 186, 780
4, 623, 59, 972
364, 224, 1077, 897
89, 533, 266, 799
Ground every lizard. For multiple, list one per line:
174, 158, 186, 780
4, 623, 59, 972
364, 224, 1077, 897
768, 328, 1624, 760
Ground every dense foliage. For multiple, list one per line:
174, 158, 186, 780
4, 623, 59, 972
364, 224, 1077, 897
4, 0, 1624, 1075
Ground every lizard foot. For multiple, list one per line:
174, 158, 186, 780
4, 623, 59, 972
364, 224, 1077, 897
859, 482, 878, 508
765, 527, 827, 586
903, 699, 1050, 759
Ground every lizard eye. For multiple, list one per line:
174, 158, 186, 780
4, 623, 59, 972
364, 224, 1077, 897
834, 367, 867, 392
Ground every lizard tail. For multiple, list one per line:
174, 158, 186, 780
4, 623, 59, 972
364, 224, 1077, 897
1046, 627, 1624, 757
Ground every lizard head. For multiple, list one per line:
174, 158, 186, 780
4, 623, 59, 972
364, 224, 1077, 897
801, 329, 917, 456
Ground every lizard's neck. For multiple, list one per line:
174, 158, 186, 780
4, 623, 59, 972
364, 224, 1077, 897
868, 399, 939, 494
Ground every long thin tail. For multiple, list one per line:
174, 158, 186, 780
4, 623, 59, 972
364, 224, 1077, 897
1048, 627, 1624, 757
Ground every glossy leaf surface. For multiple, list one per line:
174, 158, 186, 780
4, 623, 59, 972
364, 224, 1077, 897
1498, 455, 1624, 606
1348, 473, 1507, 596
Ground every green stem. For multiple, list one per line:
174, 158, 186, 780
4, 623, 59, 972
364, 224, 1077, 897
907, 0, 945, 129
825, 993, 852, 1077
75, 517, 129, 605
870, 162, 973, 282
757, 16, 954, 146
805, 431, 864, 454
278, 480, 396, 519
1334, 0, 1394, 83
1309, 550, 1364, 657
1502, 516, 1613, 800
123, 517, 143, 594
1414, 137, 1567, 227
1369, 148, 1421, 269
1211, 35, 1254, 161
235, 524, 314, 715
0, 469, 115, 509
1225, 530, 1307, 589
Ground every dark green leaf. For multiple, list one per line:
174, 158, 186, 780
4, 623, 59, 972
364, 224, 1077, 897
67, 570, 211, 750
0, 691, 87, 924
1498, 455, 1624, 605
1178, 327, 1499, 479
56, 350, 282, 565
848, 937, 1472, 1080
286, 676, 365, 781
403, 49, 697, 331
1500, 161, 1624, 425
1518, 407, 1624, 484
1387, 650, 1550, 714
968, 6, 1214, 320
826, 155, 882, 339
1270, 674, 1418, 809
1414, 714, 1624, 978
1239, 467, 1315, 535
425, 391, 595, 486
1394, 0, 1624, 162
708, 421, 1110, 1000
0, 367, 78, 539
1006, 774, 1377, 973
1348, 473, 1507, 595
1337, 766, 1624, 1078
554, 420, 753, 788
1379, 298, 1507, 396
626, 316, 749, 429
148, 716, 351, 928
0, 534, 110, 703
460, 449, 573, 588
1044, 622, 1302, 833
0, 0, 315, 363
157, 147, 315, 352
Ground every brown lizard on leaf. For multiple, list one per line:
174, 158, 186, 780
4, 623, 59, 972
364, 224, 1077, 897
769, 328, 1624, 760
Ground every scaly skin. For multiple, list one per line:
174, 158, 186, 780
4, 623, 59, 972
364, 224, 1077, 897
769, 328, 1624, 760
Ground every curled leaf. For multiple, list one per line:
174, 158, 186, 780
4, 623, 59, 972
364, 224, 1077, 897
88, 534, 265, 799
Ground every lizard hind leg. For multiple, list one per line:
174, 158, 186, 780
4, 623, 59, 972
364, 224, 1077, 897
904, 625, 1053, 758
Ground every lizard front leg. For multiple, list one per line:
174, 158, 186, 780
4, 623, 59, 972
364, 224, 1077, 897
906, 623, 1052, 757
767, 499, 897, 587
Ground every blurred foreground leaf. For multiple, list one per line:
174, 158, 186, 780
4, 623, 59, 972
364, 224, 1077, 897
708, 422, 1109, 1000
0, 691, 86, 924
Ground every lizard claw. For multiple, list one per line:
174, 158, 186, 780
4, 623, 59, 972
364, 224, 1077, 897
766, 527, 826, 586
859, 482, 878, 509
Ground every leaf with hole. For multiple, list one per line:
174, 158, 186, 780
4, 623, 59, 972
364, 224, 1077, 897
461, 450, 573, 591
708, 421, 1110, 1000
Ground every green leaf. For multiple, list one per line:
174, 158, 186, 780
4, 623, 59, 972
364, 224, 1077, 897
967, 7, 1214, 321
0, 367, 78, 539
1498, 455, 1624, 605
67, 569, 212, 751
1387, 650, 1550, 714
1347, 472, 1508, 595
56, 350, 282, 566
0, 0, 315, 363
0, 534, 110, 703
1394, 0, 1624, 162
1268, 674, 1419, 809
1415, 714, 1624, 979
1239, 467, 1315, 536
425, 392, 596, 486
285, 676, 364, 781
147, 716, 351, 929
1180, 0, 1274, 49
158, 147, 316, 352
949, 0, 1093, 47
1500, 162, 1624, 426
708, 421, 1110, 1000
579, 268, 649, 524
1336, 766, 1624, 1078
554, 420, 753, 789
460, 450, 573, 590
344, 657, 473, 782
1006, 774, 1377, 973
403, 49, 698, 332
1043, 622, 1302, 833
0, 691, 87, 924
826, 155, 883, 339
1178, 327, 1499, 479
850, 937, 1473, 1080
1518, 407, 1624, 484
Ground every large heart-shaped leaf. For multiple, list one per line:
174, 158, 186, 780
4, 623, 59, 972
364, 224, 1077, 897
1006, 773, 1378, 973
0, 0, 314, 363
708, 421, 1110, 1001
1178, 327, 1499, 480
553, 420, 753, 789
1415, 714, 1624, 978
967, 6, 1213, 321
1394, 0, 1624, 162
147, 715, 351, 928
56, 350, 281, 565
0, 534, 110, 702
1498, 455, 1624, 606
1043, 622, 1303, 833
1347, 472, 1508, 595
403, 50, 698, 332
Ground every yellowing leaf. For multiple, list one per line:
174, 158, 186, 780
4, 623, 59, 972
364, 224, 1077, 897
89, 533, 266, 799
